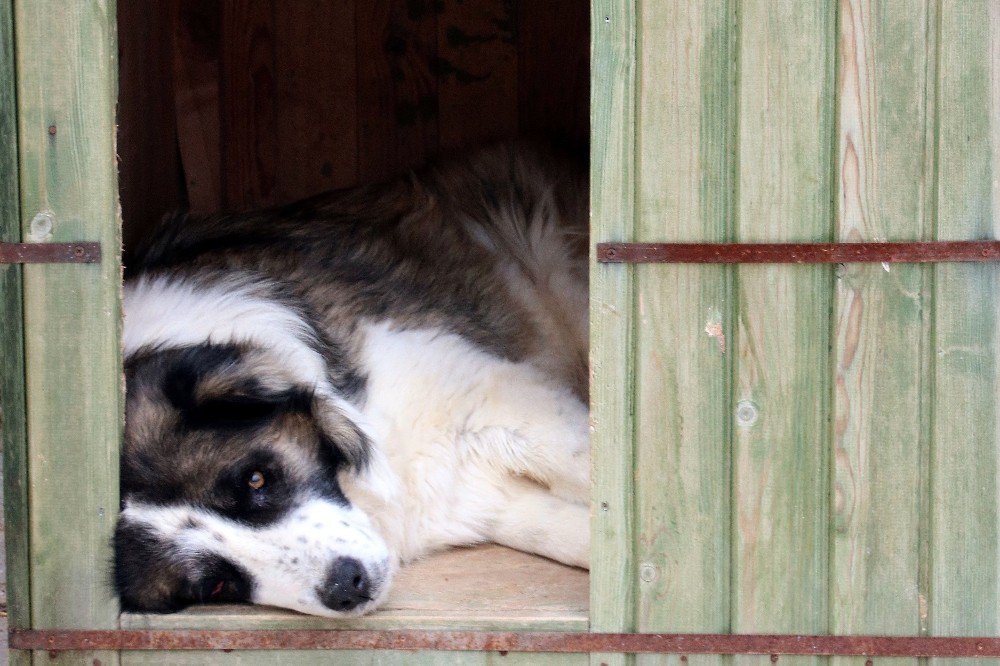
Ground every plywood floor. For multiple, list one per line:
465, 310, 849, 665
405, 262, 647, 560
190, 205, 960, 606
123, 545, 589, 632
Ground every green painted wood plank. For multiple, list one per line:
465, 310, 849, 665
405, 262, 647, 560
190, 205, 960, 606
590, 0, 637, 665
829, 2, 932, 663
14, 3, 122, 665
122, 651, 587, 666
929, 1, 1000, 660
0, 1, 31, 665
631, 4, 735, 666
731, 2, 836, 665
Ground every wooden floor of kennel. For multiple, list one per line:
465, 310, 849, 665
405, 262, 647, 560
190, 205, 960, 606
4, 0, 1000, 663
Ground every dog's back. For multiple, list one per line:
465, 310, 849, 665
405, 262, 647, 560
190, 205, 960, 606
130, 143, 588, 398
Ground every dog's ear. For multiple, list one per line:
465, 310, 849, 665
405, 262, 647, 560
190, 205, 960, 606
311, 390, 373, 472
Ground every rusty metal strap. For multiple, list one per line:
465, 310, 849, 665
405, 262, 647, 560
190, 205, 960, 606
10, 630, 1000, 656
0, 241, 102, 264
597, 240, 1000, 264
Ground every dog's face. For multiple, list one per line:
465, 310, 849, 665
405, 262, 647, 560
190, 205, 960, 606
114, 283, 394, 617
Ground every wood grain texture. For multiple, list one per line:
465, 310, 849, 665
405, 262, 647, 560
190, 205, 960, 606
221, 0, 278, 209
590, 0, 636, 664
117, 0, 183, 250
14, 0, 122, 664
731, 3, 835, 664
929, 0, 1000, 657
0, 2, 30, 665
356, 0, 439, 183
274, 0, 358, 201
631, 4, 734, 665
436, 0, 517, 151
829, 2, 932, 660
173, 0, 222, 212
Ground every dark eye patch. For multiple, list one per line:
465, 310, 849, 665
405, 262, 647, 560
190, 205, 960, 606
210, 452, 294, 526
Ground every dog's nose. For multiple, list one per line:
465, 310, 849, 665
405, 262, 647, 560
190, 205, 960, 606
319, 557, 372, 612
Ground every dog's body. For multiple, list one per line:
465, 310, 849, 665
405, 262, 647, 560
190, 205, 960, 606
115, 145, 591, 617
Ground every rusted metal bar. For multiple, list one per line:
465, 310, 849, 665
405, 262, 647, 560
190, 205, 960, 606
596, 240, 1000, 264
10, 629, 1000, 656
0, 241, 102, 264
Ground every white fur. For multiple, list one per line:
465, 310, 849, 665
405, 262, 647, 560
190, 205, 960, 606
344, 321, 590, 568
122, 498, 394, 617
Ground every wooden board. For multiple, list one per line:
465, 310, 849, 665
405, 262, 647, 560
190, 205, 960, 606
436, 0, 518, 151
829, 2, 932, 663
731, 5, 836, 666
632, 4, 734, 665
117, 0, 184, 250
173, 0, 223, 212
929, 1, 1000, 660
516, 1, 589, 150
221, 0, 278, 209
124, 545, 587, 632
356, 0, 440, 184
13, 1, 122, 665
589, 1, 636, 665
0, 2, 29, 665
273, 0, 358, 200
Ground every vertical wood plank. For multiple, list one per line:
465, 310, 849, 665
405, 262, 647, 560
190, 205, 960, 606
829, 2, 932, 663
436, 0, 518, 151
117, 0, 183, 251
517, 0, 590, 150
14, 0, 122, 664
929, 0, 1000, 658
590, 0, 635, 664
357, 0, 439, 184
631, 3, 735, 666
221, 0, 278, 209
173, 0, 222, 212
273, 0, 358, 201
732, 2, 836, 664
0, 1, 30, 664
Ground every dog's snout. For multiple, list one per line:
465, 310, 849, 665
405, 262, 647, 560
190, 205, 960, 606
319, 557, 372, 612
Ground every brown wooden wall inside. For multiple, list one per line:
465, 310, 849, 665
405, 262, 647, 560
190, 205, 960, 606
117, 0, 590, 251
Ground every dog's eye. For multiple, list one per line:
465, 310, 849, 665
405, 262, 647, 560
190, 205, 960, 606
248, 471, 266, 490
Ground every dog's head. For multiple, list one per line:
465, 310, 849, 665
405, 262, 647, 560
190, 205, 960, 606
114, 274, 394, 617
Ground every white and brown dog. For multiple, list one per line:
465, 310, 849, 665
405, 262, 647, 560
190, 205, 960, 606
113, 144, 591, 617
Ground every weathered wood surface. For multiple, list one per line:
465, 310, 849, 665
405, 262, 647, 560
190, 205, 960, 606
930, 3, 1000, 665
14, 1, 122, 665
609, 0, 1000, 658
830, 3, 931, 666
436, 0, 518, 151
273, 0, 358, 200
632, 4, 734, 666
731, 7, 835, 666
589, 1, 636, 665
0, 1, 29, 664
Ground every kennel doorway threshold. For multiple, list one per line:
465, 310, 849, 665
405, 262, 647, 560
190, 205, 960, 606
121, 545, 589, 632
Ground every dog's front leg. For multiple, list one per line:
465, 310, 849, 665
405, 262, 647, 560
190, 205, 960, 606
462, 378, 591, 505
487, 477, 590, 569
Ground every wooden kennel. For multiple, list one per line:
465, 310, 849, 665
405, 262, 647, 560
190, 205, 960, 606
3, 0, 1000, 663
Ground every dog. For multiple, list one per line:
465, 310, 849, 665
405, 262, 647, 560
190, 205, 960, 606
113, 144, 592, 617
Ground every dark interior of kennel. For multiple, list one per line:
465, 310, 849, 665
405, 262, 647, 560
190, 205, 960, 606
117, 0, 590, 252
114, 0, 591, 622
